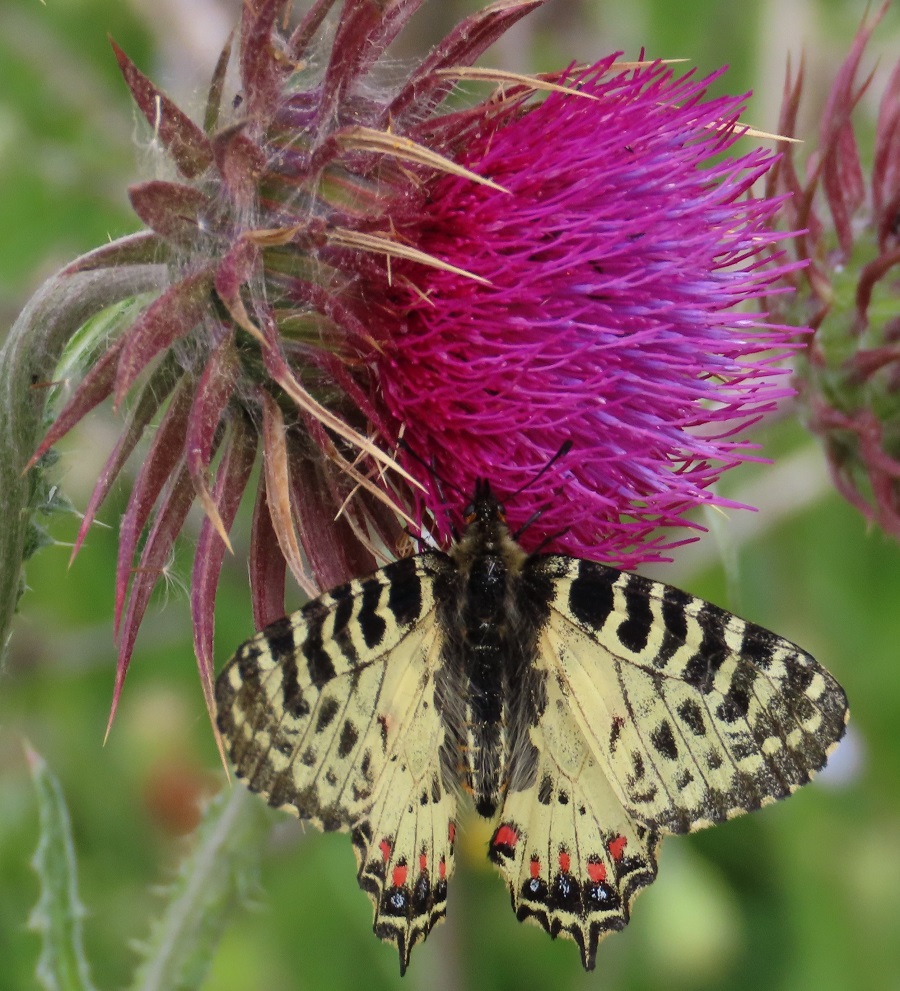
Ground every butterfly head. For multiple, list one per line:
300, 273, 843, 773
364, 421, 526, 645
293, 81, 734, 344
453, 479, 526, 569
463, 479, 507, 528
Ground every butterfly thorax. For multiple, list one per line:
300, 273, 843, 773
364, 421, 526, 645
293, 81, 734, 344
442, 482, 537, 818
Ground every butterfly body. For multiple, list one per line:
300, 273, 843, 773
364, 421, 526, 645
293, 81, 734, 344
216, 483, 848, 972
435, 479, 543, 818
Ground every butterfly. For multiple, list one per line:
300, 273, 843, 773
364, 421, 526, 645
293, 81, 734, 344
215, 480, 848, 973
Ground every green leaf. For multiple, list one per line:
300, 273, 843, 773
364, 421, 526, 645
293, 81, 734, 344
25, 743, 99, 991
129, 785, 266, 991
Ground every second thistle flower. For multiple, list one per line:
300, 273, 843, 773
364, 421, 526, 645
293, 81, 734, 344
767, 3, 900, 539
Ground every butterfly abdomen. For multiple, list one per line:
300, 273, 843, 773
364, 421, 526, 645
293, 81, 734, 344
445, 511, 551, 819
457, 550, 516, 817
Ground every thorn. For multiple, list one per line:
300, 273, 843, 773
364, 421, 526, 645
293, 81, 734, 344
199, 487, 234, 554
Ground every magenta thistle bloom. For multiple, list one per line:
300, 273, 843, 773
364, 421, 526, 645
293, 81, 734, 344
766, 2, 900, 538
23, 0, 801, 739
370, 58, 801, 568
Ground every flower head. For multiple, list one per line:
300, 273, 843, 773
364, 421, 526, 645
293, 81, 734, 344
26, 0, 802, 738
766, 1, 900, 538
370, 57, 800, 565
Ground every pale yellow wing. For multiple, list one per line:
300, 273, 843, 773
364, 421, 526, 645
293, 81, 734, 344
529, 556, 849, 834
351, 622, 457, 972
489, 655, 660, 970
215, 555, 457, 972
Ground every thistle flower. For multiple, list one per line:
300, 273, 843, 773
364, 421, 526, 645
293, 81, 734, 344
766, 2, 900, 537
21, 0, 802, 739
368, 57, 801, 567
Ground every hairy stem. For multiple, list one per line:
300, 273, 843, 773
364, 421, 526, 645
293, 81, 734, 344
0, 260, 166, 665
130, 784, 267, 991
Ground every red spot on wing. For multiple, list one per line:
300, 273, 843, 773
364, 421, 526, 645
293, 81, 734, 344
529, 856, 541, 880
608, 835, 628, 861
419, 852, 427, 872
392, 863, 408, 887
439, 855, 447, 880
377, 714, 390, 748
587, 858, 607, 883
493, 824, 519, 849
379, 839, 392, 862
558, 850, 571, 873
448, 821, 457, 845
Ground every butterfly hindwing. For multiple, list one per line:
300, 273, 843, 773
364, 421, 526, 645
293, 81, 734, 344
215, 554, 457, 969
528, 556, 849, 834
489, 654, 660, 969
350, 620, 458, 972
485, 554, 848, 966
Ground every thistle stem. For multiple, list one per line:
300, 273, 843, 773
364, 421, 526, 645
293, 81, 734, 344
0, 262, 166, 661
129, 783, 268, 991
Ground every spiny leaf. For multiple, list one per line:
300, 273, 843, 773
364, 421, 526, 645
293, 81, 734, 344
61, 232, 170, 275
211, 127, 267, 206
113, 271, 214, 407
70, 354, 183, 565
249, 477, 287, 629
239, 0, 292, 118
319, 0, 426, 121
27, 337, 126, 472
213, 240, 264, 343
289, 0, 341, 60
386, 0, 546, 120
128, 787, 266, 991
184, 336, 241, 553
192, 416, 258, 756
204, 31, 234, 134
108, 463, 199, 741
129, 182, 216, 245
25, 744, 99, 991
114, 375, 195, 638
260, 388, 317, 597
287, 442, 378, 588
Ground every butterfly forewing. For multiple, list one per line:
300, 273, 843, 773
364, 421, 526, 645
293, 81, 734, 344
529, 556, 849, 834
217, 556, 430, 819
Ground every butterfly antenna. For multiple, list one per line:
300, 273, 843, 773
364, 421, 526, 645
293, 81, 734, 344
511, 507, 545, 541
508, 441, 573, 540
397, 439, 465, 497
507, 440, 573, 502
530, 526, 571, 554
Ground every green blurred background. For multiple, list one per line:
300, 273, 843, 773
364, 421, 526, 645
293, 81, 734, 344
1, 1, 898, 989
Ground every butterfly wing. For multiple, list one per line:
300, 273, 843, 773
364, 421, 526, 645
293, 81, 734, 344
215, 554, 457, 973
531, 556, 849, 834
489, 658, 660, 969
349, 617, 458, 972
491, 554, 848, 967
